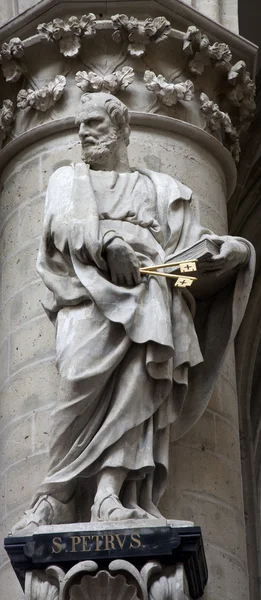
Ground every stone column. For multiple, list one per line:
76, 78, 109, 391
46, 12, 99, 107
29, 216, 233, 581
0, 1, 256, 599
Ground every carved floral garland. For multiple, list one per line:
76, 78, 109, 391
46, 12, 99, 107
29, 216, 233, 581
75, 67, 135, 94
183, 25, 232, 75
17, 75, 66, 112
111, 14, 171, 57
200, 92, 240, 162
0, 14, 255, 161
0, 37, 25, 82
0, 99, 14, 142
144, 71, 194, 106
225, 60, 256, 122
37, 14, 96, 57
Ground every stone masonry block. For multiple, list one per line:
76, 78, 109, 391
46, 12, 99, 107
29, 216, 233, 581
0, 156, 40, 223
215, 415, 241, 466
2, 239, 40, 304
40, 138, 81, 191
6, 452, 49, 513
167, 491, 247, 564
0, 338, 9, 388
33, 408, 53, 453
204, 544, 248, 600
19, 196, 45, 243
221, 344, 236, 383
10, 316, 55, 373
1, 415, 33, 472
0, 475, 5, 520
208, 373, 239, 424
0, 360, 58, 429
0, 209, 20, 264
164, 444, 244, 512
170, 408, 215, 451
0, 562, 23, 600
0, 279, 44, 344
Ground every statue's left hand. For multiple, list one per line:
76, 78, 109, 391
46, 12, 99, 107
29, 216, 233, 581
200, 239, 249, 274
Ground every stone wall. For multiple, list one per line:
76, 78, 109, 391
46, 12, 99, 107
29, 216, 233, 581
0, 1, 257, 599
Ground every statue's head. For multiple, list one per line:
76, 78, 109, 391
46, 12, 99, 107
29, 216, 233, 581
75, 92, 130, 165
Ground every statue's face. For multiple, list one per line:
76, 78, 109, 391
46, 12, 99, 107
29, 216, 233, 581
75, 102, 119, 165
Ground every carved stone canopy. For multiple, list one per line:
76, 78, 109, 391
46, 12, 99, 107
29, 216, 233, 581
0, 0, 257, 164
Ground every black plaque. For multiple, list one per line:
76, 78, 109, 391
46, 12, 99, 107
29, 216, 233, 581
29, 525, 181, 563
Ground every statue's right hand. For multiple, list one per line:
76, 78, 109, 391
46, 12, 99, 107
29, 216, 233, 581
105, 238, 141, 286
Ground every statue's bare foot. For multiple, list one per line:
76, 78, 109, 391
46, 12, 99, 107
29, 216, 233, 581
10, 494, 73, 536
91, 493, 149, 522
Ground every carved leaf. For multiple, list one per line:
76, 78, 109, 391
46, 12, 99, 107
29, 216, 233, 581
183, 26, 208, 56
208, 42, 232, 66
0, 98, 14, 142
150, 16, 171, 43
37, 14, 96, 57
1, 59, 24, 82
226, 60, 256, 121
69, 571, 139, 600
113, 66, 135, 89
17, 75, 66, 112
111, 14, 170, 57
144, 70, 194, 106
0, 37, 24, 60
0, 37, 25, 82
183, 26, 232, 75
59, 34, 81, 57
174, 80, 195, 101
200, 92, 240, 161
75, 66, 134, 94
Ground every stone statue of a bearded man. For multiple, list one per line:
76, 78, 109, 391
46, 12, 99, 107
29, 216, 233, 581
12, 92, 254, 533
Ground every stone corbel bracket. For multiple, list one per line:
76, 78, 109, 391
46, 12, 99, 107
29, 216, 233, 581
200, 92, 240, 162
17, 75, 66, 112
75, 67, 135, 94
144, 70, 195, 107
37, 14, 96, 58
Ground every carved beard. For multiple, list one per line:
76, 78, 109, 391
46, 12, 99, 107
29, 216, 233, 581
81, 130, 119, 165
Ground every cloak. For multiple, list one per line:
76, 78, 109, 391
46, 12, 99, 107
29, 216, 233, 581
36, 162, 255, 503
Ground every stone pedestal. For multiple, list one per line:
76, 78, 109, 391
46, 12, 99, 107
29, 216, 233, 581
5, 521, 207, 600
0, 2, 257, 599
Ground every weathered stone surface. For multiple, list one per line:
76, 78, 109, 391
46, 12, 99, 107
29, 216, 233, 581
10, 315, 55, 373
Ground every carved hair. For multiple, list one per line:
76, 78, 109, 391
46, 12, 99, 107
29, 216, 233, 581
77, 92, 130, 145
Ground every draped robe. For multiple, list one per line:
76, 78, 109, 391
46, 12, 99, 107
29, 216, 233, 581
36, 162, 255, 505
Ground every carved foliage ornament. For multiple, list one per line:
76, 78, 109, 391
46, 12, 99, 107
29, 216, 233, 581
111, 14, 171, 57
37, 14, 96, 57
0, 37, 25, 82
183, 26, 232, 75
226, 60, 256, 121
144, 70, 194, 106
200, 92, 240, 162
75, 66, 135, 94
26, 561, 189, 600
17, 75, 66, 111
0, 99, 14, 142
